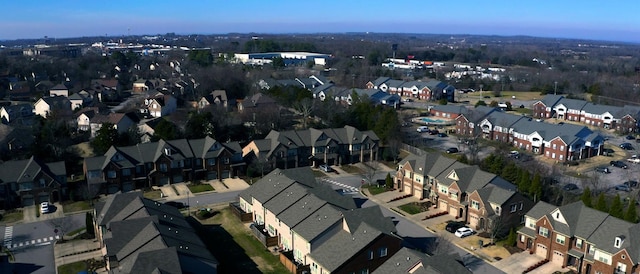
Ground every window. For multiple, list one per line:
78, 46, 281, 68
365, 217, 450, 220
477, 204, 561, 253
560, 145, 564, 151
450, 191, 458, 200
552, 144, 557, 149
616, 263, 627, 273
471, 200, 480, 210
360, 269, 369, 274
576, 239, 583, 249
510, 204, 517, 213
224, 158, 230, 164
122, 169, 131, 176
207, 158, 215, 166
588, 245, 595, 255
556, 235, 566, 245
438, 184, 448, 194
614, 237, 623, 248
539, 227, 549, 238
159, 163, 168, 172
107, 170, 117, 178
379, 247, 388, 257
368, 250, 374, 260
519, 202, 523, 210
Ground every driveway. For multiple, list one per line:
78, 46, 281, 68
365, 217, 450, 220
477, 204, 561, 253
492, 250, 564, 274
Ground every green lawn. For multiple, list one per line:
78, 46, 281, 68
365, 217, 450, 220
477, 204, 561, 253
143, 189, 163, 200
340, 165, 363, 174
398, 203, 423, 215
57, 261, 87, 274
62, 201, 92, 213
363, 185, 391, 195
189, 184, 214, 193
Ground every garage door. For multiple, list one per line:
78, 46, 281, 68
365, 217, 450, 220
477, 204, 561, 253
439, 200, 448, 211
173, 175, 183, 183
449, 206, 457, 217
207, 171, 218, 180
552, 250, 564, 265
221, 170, 231, 179
536, 243, 548, 258
38, 193, 50, 203
22, 196, 34, 207
122, 182, 134, 192
107, 185, 120, 194
158, 177, 170, 185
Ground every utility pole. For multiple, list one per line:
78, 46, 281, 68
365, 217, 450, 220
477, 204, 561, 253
554, 81, 558, 95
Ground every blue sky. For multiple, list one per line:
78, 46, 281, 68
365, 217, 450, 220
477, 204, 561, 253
2, 0, 639, 42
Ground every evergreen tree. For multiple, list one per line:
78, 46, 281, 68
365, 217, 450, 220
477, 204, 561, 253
86, 212, 95, 237
91, 122, 118, 155
385, 173, 393, 189
505, 227, 517, 247
609, 195, 624, 219
152, 119, 182, 141
595, 193, 608, 212
501, 162, 519, 183
624, 199, 638, 223
489, 155, 504, 174
529, 173, 542, 202
581, 187, 592, 207
518, 170, 531, 194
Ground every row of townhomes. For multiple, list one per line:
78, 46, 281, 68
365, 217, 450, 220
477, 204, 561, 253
235, 167, 471, 274
243, 126, 380, 169
429, 104, 605, 162
395, 152, 533, 234
517, 201, 640, 274
0, 157, 67, 209
365, 77, 456, 102
94, 191, 218, 273
84, 137, 244, 195
533, 94, 640, 133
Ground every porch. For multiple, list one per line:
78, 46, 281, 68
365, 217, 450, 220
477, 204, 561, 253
229, 202, 252, 223
250, 223, 279, 247
279, 250, 310, 274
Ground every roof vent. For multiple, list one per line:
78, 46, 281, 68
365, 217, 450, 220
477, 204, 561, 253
363, 230, 367, 233
352, 237, 355, 241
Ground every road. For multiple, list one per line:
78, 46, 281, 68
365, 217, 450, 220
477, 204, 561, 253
1, 213, 84, 274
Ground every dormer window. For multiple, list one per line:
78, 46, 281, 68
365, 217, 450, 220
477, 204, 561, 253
164, 148, 171, 156
614, 236, 624, 248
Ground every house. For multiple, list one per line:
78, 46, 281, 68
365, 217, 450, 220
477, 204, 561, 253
144, 93, 177, 118
0, 124, 34, 157
0, 157, 66, 209
425, 80, 456, 102
365, 77, 391, 89
198, 89, 229, 111
137, 118, 163, 143
83, 137, 244, 194
94, 192, 218, 273
7, 81, 32, 100
76, 109, 136, 138
0, 104, 33, 124
372, 247, 471, 273
517, 201, 639, 273
394, 152, 530, 235
236, 167, 402, 274
242, 126, 379, 172
49, 83, 69, 97
237, 93, 278, 113
68, 93, 92, 110
133, 78, 153, 93
532, 94, 564, 118
33, 96, 72, 118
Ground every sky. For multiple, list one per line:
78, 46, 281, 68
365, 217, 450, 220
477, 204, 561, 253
1, 0, 639, 43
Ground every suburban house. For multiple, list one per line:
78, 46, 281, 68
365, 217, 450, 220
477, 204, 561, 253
532, 94, 640, 133
237, 93, 278, 113
242, 126, 379, 171
83, 137, 244, 194
372, 247, 471, 273
517, 201, 639, 273
33, 96, 72, 118
236, 167, 402, 274
455, 108, 605, 161
395, 152, 531, 235
76, 108, 136, 138
198, 89, 230, 111
68, 93, 91, 110
0, 103, 33, 124
49, 83, 69, 97
94, 192, 218, 273
144, 93, 177, 118
0, 123, 35, 156
0, 156, 66, 209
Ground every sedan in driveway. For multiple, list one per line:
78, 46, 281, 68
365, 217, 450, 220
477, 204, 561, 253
446, 147, 459, 154
563, 183, 579, 191
615, 184, 631, 192
454, 227, 474, 238
445, 221, 465, 233
319, 164, 333, 172
620, 143, 635, 150
610, 160, 628, 169
417, 126, 429, 133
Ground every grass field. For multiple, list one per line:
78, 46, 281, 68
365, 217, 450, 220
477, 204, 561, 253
61, 201, 92, 213
362, 184, 391, 195
398, 202, 423, 215
189, 183, 214, 193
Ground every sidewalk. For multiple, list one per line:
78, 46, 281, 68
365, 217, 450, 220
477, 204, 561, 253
154, 178, 250, 201
54, 238, 106, 274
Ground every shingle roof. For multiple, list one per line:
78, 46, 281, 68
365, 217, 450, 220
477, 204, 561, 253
0, 157, 66, 186
581, 102, 622, 116
537, 95, 564, 108
309, 222, 383, 272
371, 77, 391, 87
292, 203, 344, 242
476, 186, 515, 208
555, 98, 588, 111
372, 247, 471, 274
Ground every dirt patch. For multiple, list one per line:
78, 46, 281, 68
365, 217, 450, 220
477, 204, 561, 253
72, 142, 95, 158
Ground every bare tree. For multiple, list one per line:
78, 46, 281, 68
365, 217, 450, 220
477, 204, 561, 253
359, 161, 379, 186
488, 216, 505, 245
426, 234, 455, 255
294, 97, 314, 129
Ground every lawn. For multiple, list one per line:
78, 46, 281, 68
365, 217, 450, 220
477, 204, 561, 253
398, 202, 423, 215
143, 189, 163, 199
362, 184, 391, 195
57, 261, 86, 274
0, 210, 23, 224
189, 183, 214, 193
197, 206, 289, 274
61, 201, 92, 213
340, 164, 363, 174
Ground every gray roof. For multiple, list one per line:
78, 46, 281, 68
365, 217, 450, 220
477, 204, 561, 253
0, 157, 66, 186
586, 216, 634, 255
308, 222, 383, 272
370, 77, 391, 87
537, 94, 564, 108
581, 102, 622, 116
342, 206, 397, 235
476, 186, 516, 207
512, 119, 597, 146
277, 193, 328, 228
383, 79, 405, 88
483, 111, 525, 128
292, 203, 343, 242
439, 165, 495, 193
430, 105, 471, 115
525, 201, 556, 219
372, 247, 470, 274
555, 97, 588, 111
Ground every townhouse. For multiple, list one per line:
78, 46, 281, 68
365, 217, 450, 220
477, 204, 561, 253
533, 95, 640, 133
94, 192, 218, 273
395, 153, 531, 235
517, 201, 639, 273
242, 126, 379, 172
0, 103, 33, 124
237, 167, 402, 274
456, 108, 604, 161
372, 247, 471, 273
366, 77, 456, 102
83, 137, 244, 195
0, 156, 66, 209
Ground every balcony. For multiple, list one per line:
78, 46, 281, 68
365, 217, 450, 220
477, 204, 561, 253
229, 202, 252, 223
250, 223, 278, 247
279, 250, 310, 274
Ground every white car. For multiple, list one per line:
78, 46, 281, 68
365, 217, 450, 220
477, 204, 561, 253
417, 126, 429, 133
627, 158, 640, 164
319, 164, 333, 172
454, 227, 474, 238
40, 202, 50, 214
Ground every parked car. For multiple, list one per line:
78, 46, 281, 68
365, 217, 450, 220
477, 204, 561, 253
626, 135, 636, 140
509, 151, 520, 158
429, 129, 439, 135
620, 143, 634, 150
417, 126, 429, 133
627, 158, 640, 164
610, 160, 628, 169
403, 98, 413, 102
165, 201, 186, 209
446, 147, 459, 154
437, 133, 448, 137
454, 227, 474, 238
445, 222, 466, 233
624, 180, 638, 188
595, 166, 611, 174
602, 148, 615, 156
40, 202, 50, 214
615, 184, 631, 192
563, 183, 579, 191
319, 164, 333, 172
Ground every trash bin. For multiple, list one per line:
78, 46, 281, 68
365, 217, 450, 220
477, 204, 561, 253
478, 240, 483, 248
